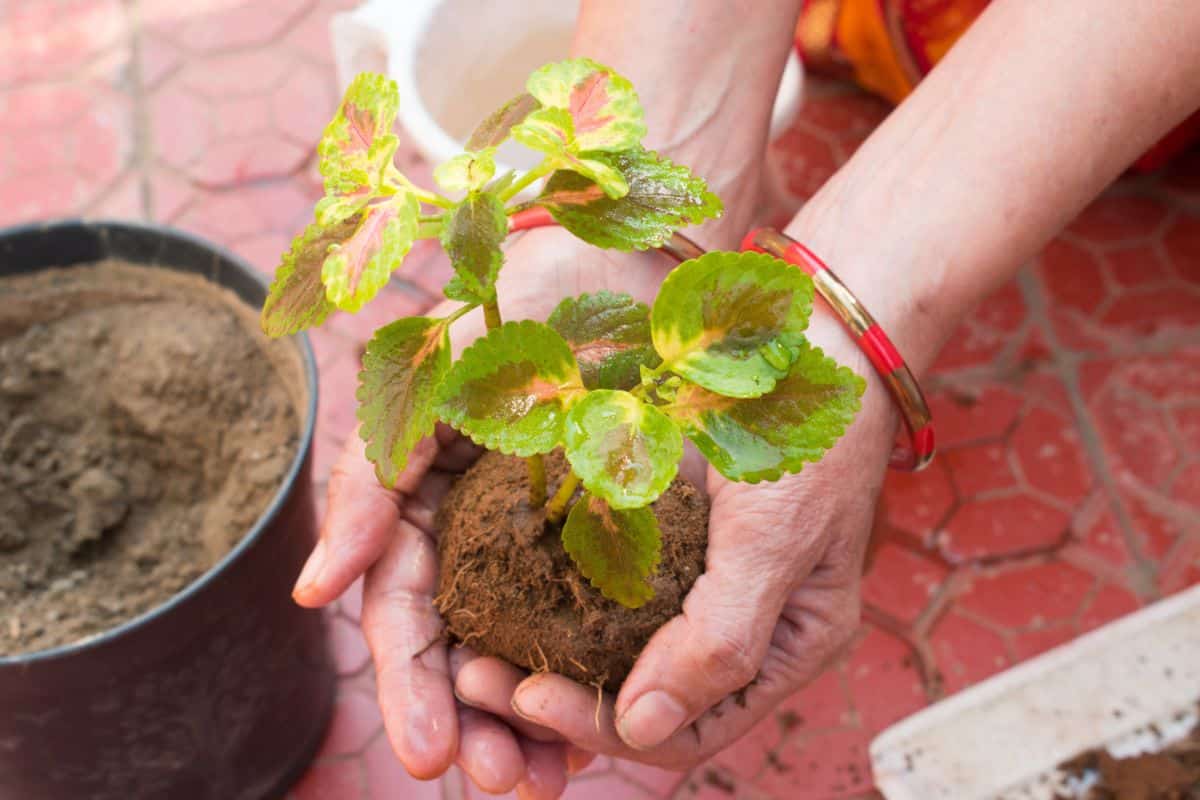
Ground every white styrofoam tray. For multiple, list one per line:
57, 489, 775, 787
870, 583, 1200, 799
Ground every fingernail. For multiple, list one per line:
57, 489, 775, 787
511, 687, 537, 722
617, 691, 687, 750
292, 539, 327, 599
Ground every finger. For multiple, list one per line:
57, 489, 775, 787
516, 739, 568, 800
362, 518, 458, 779
456, 655, 563, 743
510, 673, 697, 766
293, 434, 437, 606
612, 478, 824, 751
456, 706, 525, 795
433, 423, 482, 471
566, 745, 597, 776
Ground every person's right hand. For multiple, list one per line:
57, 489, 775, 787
290, 226, 683, 797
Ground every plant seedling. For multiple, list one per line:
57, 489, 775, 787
262, 60, 864, 609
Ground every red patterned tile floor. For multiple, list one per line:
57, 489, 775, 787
3, 3, 1199, 798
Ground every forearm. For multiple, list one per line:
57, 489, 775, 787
572, 0, 804, 244
789, 0, 1200, 373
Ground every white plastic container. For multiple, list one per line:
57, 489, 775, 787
331, 0, 803, 175
870, 583, 1200, 799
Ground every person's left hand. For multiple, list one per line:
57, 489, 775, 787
454, 309, 900, 769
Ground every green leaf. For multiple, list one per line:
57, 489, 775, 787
466, 92, 541, 151
317, 73, 401, 223
512, 106, 575, 155
321, 192, 421, 312
537, 147, 723, 251
664, 343, 864, 483
547, 291, 659, 390
525, 58, 646, 153
357, 317, 451, 486
435, 321, 585, 455
440, 191, 507, 304
651, 252, 815, 398
433, 149, 497, 193
261, 218, 355, 337
564, 390, 682, 509
562, 493, 661, 609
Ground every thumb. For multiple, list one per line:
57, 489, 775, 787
612, 479, 817, 751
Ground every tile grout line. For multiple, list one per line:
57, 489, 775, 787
122, 0, 155, 221
1014, 267, 1157, 598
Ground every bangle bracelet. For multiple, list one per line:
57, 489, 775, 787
741, 227, 935, 471
505, 210, 935, 470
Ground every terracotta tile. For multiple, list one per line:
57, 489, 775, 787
0, 170, 81, 225
927, 612, 1010, 695
1039, 238, 1107, 313
163, 0, 312, 54
1088, 385, 1183, 490
1171, 406, 1200, 455
954, 561, 1095, 630
675, 769, 771, 799
271, 58, 340, 147
292, 758, 365, 800
317, 349, 362, 444
0, 1, 126, 87
1078, 582, 1142, 632
1123, 489, 1190, 562
776, 664, 855, 738
362, 733, 442, 800
861, 543, 948, 624
325, 286, 434, 344
711, 713, 781, 780
139, 34, 185, 89
1165, 148, 1200, 201
191, 134, 310, 187
929, 386, 1024, 449
756, 728, 874, 800
796, 92, 890, 142
148, 86, 213, 171
770, 127, 840, 201
1163, 211, 1200, 284
1066, 193, 1168, 244
174, 49, 294, 98
879, 460, 957, 540
1159, 537, 1200, 595
1067, 510, 1136, 571
613, 760, 687, 797
1106, 242, 1170, 289
845, 627, 927, 733
1010, 625, 1078, 661
329, 613, 371, 676
319, 686, 382, 757
557, 773, 654, 800
943, 443, 1018, 498
1009, 407, 1092, 504
938, 493, 1070, 563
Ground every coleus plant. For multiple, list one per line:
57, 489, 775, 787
262, 60, 865, 608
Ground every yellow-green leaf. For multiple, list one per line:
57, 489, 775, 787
261, 217, 355, 337
317, 73, 401, 221
546, 291, 658, 390
562, 493, 661, 609
435, 321, 585, 455
664, 343, 864, 483
466, 92, 541, 151
440, 191, 507, 304
525, 58, 646, 153
433, 149, 497, 193
537, 147, 722, 251
320, 191, 420, 312
564, 390, 682, 509
357, 317, 451, 486
651, 252, 815, 398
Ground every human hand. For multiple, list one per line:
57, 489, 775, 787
291, 227, 688, 797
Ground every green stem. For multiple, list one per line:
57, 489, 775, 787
443, 304, 476, 325
527, 454, 548, 509
545, 472, 582, 524
482, 300, 503, 330
499, 162, 554, 204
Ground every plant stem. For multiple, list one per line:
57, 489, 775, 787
482, 300, 503, 330
545, 471, 582, 524
499, 162, 554, 203
527, 454, 547, 509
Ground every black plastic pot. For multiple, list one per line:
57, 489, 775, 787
0, 221, 334, 800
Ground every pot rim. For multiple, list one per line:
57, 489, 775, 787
0, 218, 319, 668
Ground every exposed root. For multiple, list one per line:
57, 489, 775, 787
459, 628, 483, 648
433, 558, 476, 612
593, 682, 604, 733
533, 641, 550, 674
567, 657, 590, 675
450, 608, 478, 620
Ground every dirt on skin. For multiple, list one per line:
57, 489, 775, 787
1059, 725, 1200, 800
0, 261, 303, 657
436, 451, 708, 693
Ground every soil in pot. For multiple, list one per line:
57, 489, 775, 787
436, 451, 708, 693
0, 260, 302, 656
1057, 719, 1200, 799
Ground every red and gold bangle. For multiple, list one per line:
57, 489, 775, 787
505, 210, 935, 470
741, 228, 935, 471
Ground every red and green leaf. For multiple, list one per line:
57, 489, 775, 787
435, 320, 585, 455
525, 58, 646, 153
317, 72, 401, 224
664, 343, 864, 482
321, 191, 420, 312
466, 92, 541, 151
651, 252, 815, 398
357, 317, 451, 486
434, 149, 497, 193
562, 493, 661, 609
537, 147, 722, 251
440, 191, 507, 304
261, 217, 356, 337
564, 390, 682, 508
547, 291, 658, 390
